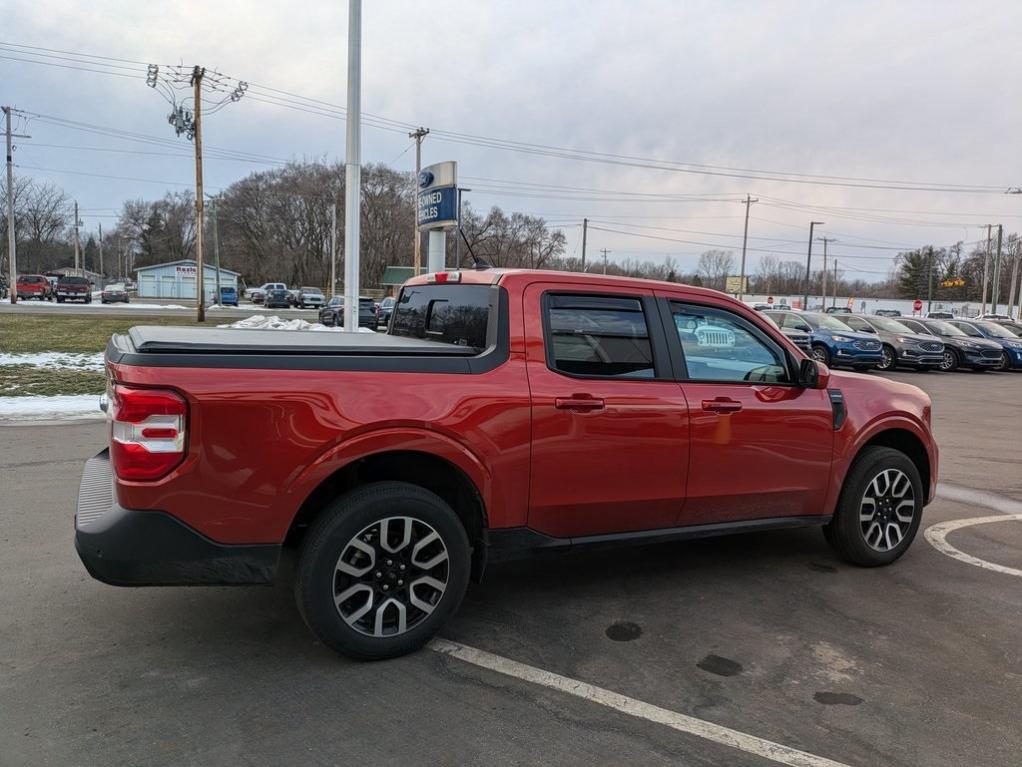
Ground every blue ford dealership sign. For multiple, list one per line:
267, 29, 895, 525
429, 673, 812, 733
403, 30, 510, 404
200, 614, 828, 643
417, 186, 457, 228
416, 161, 458, 229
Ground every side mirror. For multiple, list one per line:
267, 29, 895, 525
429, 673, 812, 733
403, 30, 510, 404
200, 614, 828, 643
798, 358, 830, 389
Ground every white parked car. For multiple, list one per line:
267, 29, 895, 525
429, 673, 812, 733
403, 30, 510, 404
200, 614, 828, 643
297, 287, 325, 309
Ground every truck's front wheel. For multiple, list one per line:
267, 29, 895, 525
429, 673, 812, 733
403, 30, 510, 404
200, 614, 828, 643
823, 446, 922, 566
295, 481, 471, 660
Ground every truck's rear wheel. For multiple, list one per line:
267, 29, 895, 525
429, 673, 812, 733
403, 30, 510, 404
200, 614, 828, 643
295, 481, 471, 660
823, 446, 922, 566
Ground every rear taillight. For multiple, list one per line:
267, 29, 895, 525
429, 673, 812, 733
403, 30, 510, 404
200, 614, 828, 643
109, 385, 187, 481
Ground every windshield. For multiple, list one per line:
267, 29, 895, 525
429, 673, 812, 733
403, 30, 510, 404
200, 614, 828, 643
869, 316, 913, 333
926, 320, 965, 336
805, 313, 854, 331
976, 321, 1015, 339
61, 276, 89, 285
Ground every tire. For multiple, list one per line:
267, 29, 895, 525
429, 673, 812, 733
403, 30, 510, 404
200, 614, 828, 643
876, 345, 896, 371
810, 344, 831, 366
996, 352, 1010, 372
939, 349, 959, 372
295, 481, 471, 660
56, 296, 64, 303
823, 446, 923, 567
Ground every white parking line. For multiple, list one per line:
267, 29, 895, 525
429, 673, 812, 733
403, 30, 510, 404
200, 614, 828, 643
924, 514, 1022, 578
936, 482, 1022, 515
430, 638, 853, 767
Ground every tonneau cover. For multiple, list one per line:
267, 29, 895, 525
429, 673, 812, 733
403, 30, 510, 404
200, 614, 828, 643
126, 326, 478, 356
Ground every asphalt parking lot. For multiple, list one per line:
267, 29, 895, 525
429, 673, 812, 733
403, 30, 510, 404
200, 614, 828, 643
2, 370, 1020, 766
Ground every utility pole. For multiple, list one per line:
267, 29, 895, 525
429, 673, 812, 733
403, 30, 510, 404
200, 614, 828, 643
3, 106, 29, 305
581, 217, 588, 271
980, 224, 993, 315
1006, 239, 1019, 318
343, 0, 362, 333
98, 223, 104, 282
211, 196, 221, 305
330, 194, 337, 297
802, 221, 824, 310
144, 62, 245, 319
991, 224, 1003, 314
73, 201, 81, 271
738, 194, 758, 301
926, 245, 935, 313
408, 126, 429, 275
600, 247, 610, 275
816, 236, 835, 311
455, 187, 471, 266
191, 67, 206, 322
833, 259, 838, 309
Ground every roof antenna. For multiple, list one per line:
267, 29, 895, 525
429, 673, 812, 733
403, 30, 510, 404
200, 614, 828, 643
459, 228, 491, 269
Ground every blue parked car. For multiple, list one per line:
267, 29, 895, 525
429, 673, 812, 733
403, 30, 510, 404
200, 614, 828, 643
947, 319, 1022, 371
765, 310, 883, 370
218, 286, 238, 306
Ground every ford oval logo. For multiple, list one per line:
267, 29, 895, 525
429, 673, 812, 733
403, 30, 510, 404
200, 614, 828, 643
418, 170, 435, 188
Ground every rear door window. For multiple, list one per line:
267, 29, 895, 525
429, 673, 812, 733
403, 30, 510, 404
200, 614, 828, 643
544, 294, 655, 378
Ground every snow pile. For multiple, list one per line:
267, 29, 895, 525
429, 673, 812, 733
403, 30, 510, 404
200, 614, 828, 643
0, 394, 104, 420
0, 352, 105, 372
218, 315, 375, 332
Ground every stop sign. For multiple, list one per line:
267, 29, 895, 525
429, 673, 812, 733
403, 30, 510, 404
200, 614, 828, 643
913, 299, 923, 312
767, 296, 774, 305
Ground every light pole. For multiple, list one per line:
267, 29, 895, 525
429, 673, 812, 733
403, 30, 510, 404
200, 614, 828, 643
342, 0, 362, 333
455, 187, 471, 267
802, 221, 824, 310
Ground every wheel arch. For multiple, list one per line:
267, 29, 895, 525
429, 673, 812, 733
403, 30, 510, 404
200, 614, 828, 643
284, 448, 489, 579
855, 427, 932, 504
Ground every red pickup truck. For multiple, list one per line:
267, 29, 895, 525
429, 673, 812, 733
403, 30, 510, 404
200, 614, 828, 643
76, 269, 937, 659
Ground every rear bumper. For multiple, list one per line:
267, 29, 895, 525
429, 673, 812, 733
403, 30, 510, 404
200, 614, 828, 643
75, 451, 279, 586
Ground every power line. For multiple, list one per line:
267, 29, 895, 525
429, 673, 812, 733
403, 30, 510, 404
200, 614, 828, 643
2, 41, 1014, 194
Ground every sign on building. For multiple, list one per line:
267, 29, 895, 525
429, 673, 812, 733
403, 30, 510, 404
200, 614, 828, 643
416, 161, 458, 230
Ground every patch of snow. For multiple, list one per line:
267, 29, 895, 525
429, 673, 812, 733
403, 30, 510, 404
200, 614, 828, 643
217, 315, 375, 332
0, 352, 106, 372
0, 298, 187, 309
0, 394, 105, 420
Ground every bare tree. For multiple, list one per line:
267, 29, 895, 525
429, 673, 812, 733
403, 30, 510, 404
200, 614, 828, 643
696, 249, 735, 291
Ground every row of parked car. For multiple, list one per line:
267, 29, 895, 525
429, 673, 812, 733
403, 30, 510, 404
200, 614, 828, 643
757, 308, 1022, 373
244, 282, 396, 330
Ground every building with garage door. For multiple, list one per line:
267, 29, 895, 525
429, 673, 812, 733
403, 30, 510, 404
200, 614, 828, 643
135, 260, 240, 302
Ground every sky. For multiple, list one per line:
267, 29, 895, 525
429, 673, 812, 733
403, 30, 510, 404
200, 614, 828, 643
3, 0, 1022, 283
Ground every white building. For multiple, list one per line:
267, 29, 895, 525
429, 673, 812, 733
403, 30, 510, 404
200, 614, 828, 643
135, 260, 240, 302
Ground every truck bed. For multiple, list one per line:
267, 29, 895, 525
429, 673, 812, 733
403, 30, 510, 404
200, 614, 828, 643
107, 325, 505, 374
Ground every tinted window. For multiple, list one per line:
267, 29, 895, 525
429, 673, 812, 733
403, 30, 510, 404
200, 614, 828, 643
776, 313, 812, 332
673, 304, 789, 383
60, 276, 89, 285
951, 322, 983, 338
546, 294, 654, 378
390, 285, 492, 348
843, 316, 874, 333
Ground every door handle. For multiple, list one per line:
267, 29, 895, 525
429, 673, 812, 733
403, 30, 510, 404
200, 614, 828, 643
701, 398, 742, 413
555, 396, 605, 412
